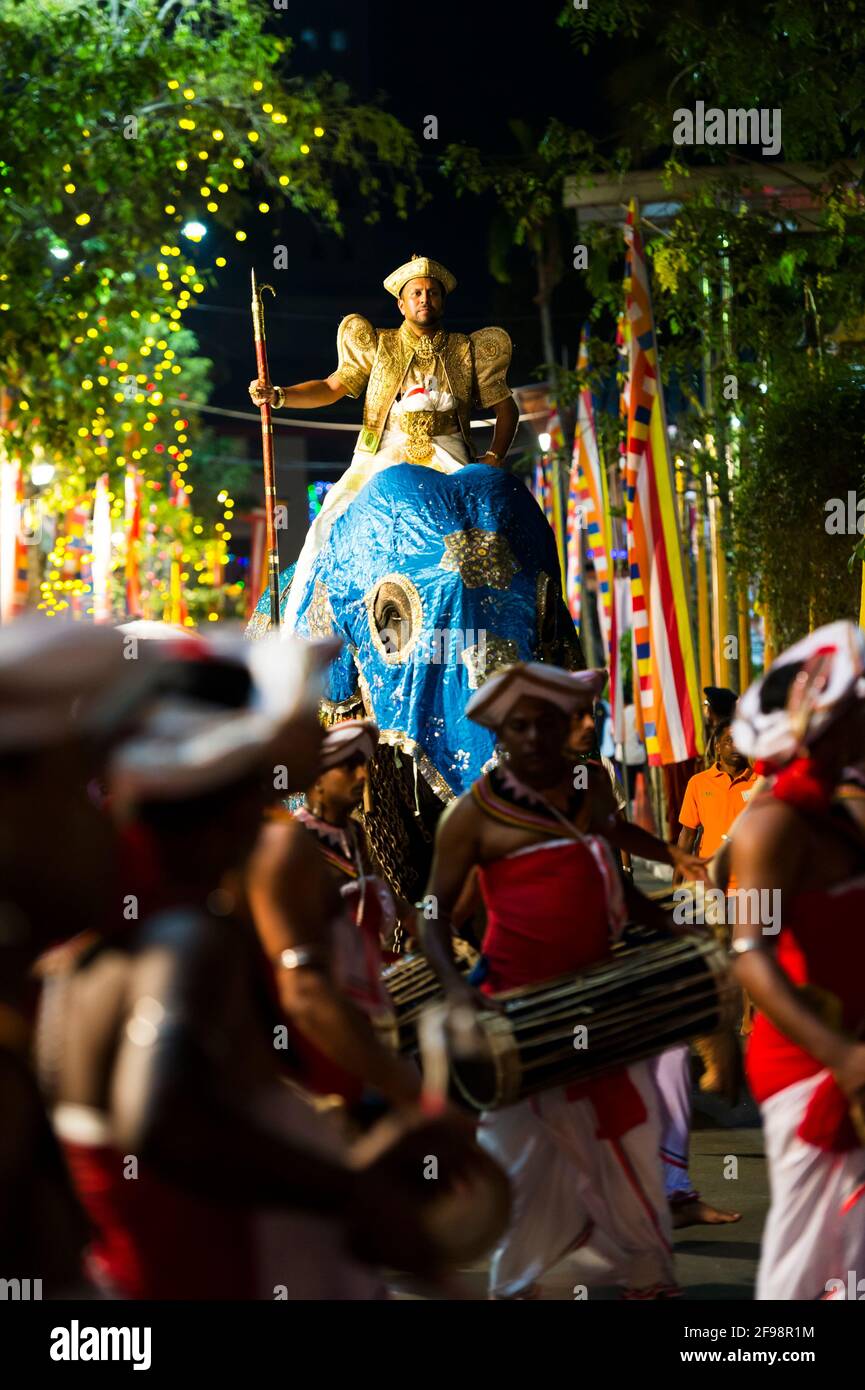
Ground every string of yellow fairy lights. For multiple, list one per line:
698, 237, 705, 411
22, 73, 326, 622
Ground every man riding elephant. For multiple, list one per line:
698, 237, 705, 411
248, 252, 520, 628
248, 254, 583, 899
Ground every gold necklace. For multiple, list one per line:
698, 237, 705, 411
409, 328, 445, 365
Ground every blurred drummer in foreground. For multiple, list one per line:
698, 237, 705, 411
421, 662, 679, 1300
0, 621, 151, 1294
247, 718, 422, 1113
36, 635, 443, 1297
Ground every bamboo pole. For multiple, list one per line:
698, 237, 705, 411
707, 473, 732, 686
696, 471, 713, 693
763, 600, 775, 670
737, 580, 751, 690
551, 454, 567, 593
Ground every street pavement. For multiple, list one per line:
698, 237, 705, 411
393, 1086, 767, 1301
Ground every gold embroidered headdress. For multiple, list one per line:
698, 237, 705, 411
383, 254, 457, 298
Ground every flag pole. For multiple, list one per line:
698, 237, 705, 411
250, 268, 280, 631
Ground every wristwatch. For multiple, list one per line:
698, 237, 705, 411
481, 449, 502, 463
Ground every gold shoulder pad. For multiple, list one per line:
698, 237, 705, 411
334, 314, 377, 398
470, 326, 513, 408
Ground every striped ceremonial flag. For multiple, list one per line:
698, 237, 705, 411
124, 465, 142, 618
168, 540, 188, 626
623, 201, 703, 765
544, 409, 568, 590
91, 472, 113, 624
569, 324, 614, 660
532, 454, 552, 522
607, 309, 632, 745
611, 576, 630, 745
546, 407, 566, 456
170, 472, 189, 509
565, 457, 582, 627
0, 458, 29, 621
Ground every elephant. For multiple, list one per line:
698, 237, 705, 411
248, 461, 585, 901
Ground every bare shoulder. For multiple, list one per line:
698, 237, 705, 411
585, 758, 614, 796
249, 815, 310, 874
437, 789, 481, 839
733, 795, 801, 847
730, 796, 806, 888
246, 817, 332, 911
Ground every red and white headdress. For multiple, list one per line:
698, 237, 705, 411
108, 631, 341, 804
319, 718, 379, 771
732, 620, 865, 771
466, 662, 607, 731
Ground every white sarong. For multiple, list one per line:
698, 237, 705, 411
476, 1061, 675, 1297
757, 1069, 865, 1300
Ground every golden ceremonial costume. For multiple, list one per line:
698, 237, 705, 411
283, 255, 513, 626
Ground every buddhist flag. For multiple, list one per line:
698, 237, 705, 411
170, 472, 189, 509
546, 407, 566, 456
534, 440, 567, 590
569, 324, 614, 661
532, 455, 552, 523
544, 408, 568, 589
565, 460, 582, 627
0, 458, 29, 621
91, 473, 113, 624
60, 498, 87, 616
611, 576, 630, 744
623, 201, 703, 765
124, 465, 142, 618
168, 540, 188, 627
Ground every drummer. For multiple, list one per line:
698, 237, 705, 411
728, 622, 865, 1299
247, 718, 422, 1112
420, 662, 680, 1300
566, 680, 741, 1228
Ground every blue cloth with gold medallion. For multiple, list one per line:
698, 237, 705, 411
251, 462, 579, 800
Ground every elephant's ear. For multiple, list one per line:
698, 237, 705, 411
536, 570, 586, 670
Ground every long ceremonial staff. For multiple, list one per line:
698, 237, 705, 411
250, 268, 280, 630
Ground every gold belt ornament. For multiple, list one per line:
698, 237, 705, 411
401, 409, 456, 464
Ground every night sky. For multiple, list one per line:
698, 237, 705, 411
188, 0, 610, 470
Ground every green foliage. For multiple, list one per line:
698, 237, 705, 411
0, 0, 418, 417
734, 361, 865, 646
0, 0, 418, 619
559, 0, 865, 164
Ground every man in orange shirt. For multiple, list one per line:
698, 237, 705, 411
677, 721, 759, 868
675, 719, 758, 1109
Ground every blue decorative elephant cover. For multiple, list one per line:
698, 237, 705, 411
250, 463, 581, 801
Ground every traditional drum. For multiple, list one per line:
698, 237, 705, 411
349, 1110, 511, 1267
380, 943, 476, 1056
450, 930, 738, 1110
